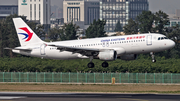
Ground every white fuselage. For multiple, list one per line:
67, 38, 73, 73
12, 33, 175, 60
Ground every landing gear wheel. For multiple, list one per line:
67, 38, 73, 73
152, 59, 156, 63
150, 52, 156, 63
88, 56, 94, 68
102, 61, 109, 68
88, 62, 94, 68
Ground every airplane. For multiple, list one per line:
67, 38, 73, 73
5, 18, 175, 68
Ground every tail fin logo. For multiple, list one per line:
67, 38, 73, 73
18, 27, 33, 42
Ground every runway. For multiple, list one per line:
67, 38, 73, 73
0, 92, 180, 101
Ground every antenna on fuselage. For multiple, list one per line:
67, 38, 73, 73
148, 31, 151, 34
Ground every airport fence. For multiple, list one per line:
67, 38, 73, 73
0, 72, 180, 84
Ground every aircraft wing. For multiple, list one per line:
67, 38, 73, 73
47, 44, 100, 56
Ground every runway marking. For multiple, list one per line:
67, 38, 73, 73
0, 96, 26, 100
0, 92, 76, 95
120, 98, 149, 101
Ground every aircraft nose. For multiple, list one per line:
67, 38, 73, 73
168, 40, 175, 49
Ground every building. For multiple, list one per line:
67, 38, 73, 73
50, 18, 64, 25
63, 0, 100, 26
50, 18, 64, 28
100, 0, 149, 32
166, 19, 180, 27
84, 1, 100, 25
165, 9, 180, 28
18, 0, 51, 24
0, 0, 18, 19
0, 5, 18, 19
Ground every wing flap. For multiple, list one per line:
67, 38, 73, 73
48, 44, 99, 56
47, 44, 126, 56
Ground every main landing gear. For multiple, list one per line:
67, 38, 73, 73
87, 56, 109, 68
88, 62, 94, 68
150, 52, 156, 63
102, 61, 109, 68
87, 56, 94, 68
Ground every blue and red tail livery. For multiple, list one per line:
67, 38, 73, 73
13, 18, 43, 46
18, 27, 33, 42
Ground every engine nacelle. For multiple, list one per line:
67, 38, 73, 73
98, 50, 117, 61
119, 54, 138, 60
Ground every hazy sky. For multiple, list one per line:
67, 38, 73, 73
148, 0, 180, 14
51, 0, 180, 14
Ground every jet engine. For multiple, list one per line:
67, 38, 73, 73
118, 54, 138, 60
98, 50, 117, 61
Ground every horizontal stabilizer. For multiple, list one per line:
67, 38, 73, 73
4, 47, 13, 50
4, 47, 32, 51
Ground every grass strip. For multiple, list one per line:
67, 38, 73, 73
0, 83, 180, 94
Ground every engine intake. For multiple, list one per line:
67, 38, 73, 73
98, 50, 117, 61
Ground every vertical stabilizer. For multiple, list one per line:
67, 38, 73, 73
13, 18, 43, 46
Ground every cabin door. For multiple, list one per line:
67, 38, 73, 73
147, 35, 152, 46
40, 44, 46, 55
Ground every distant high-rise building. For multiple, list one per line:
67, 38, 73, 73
18, 0, 51, 24
0, 5, 18, 19
63, 0, 100, 25
0, 0, 18, 19
169, 19, 180, 27
100, 0, 149, 32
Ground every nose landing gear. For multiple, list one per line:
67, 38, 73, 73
150, 52, 156, 63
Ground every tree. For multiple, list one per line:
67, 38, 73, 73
0, 19, 8, 57
136, 10, 169, 34
0, 14, 26, 57
154, 10, 169, 34
48, 28, 59, 41
136, 11, 155, 33
61, 22, 80, 41
123, 18, 139, 35
114, 20, 123, 32
48, 28, 64, 41
86, 19, 106, 38
167, 24, 180, 58
4, 14, 22, 57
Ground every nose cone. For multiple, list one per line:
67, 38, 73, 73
168, 40, 175, 49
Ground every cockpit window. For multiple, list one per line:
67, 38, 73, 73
158, 37, 168, 40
